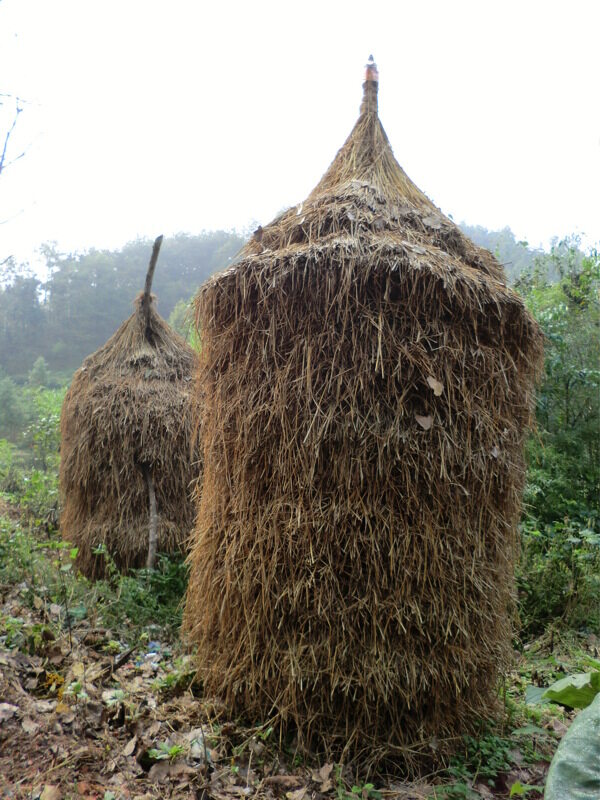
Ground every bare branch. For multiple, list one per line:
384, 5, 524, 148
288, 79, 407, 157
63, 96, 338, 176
0, 96, 24, 177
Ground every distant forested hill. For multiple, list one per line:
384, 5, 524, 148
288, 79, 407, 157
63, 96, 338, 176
458, 224, 542, 282
0, 231, 244, 379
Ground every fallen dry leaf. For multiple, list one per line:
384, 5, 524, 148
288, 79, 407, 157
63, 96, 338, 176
147, 719, 162, 737
21, 715, 39, 734
311, 762, 334, 791
148, 761, 172, 783
40, 785, 61, 800
35, 699, 56, 713
415, 414, 433, 431
546, 718, 569, 737
0, 702, 18, 722
122, 734, 137, 756
265, 775, 303, 788
286, 787, 308, 800
148, 760, 196, 783
426, 376, 444, 396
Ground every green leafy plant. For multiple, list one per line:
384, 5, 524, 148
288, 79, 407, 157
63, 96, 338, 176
147, 742, 184, 761
509, 781, 544, 797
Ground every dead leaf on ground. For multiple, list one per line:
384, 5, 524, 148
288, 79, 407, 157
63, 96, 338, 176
35, 699, 55, 713
0, 702, 18, 722
509, 747, 524, 764
21, 716, 39, 734
472, 780, 494, 799
122, 734, 137, 757
415, 414, 433, 431
311, 762, 334, 791
148, 761, 172, 783
426, 376, 444, 396
546, 718, 568, 737
148, 760, 196, 783
144, 719, 162, 738
40, 786, 61, 800
264, 775, 304, 788
286, 787, 308, 800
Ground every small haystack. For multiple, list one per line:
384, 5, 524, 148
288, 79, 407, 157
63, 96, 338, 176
184, 60, 543, 771
60, 237, 200, 578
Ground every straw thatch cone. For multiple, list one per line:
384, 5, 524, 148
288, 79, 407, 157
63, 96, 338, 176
184, 59, 543, 771
60, 263, 200, 579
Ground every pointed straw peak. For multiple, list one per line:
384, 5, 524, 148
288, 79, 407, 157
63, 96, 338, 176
365, 54, 379, 82
141, 234, 163, 335
360, 55, 379, 116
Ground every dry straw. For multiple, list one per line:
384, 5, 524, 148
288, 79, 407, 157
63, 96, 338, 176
60, 237, 200, 578
184, 59, 543, 773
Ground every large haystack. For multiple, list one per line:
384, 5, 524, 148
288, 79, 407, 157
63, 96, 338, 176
184, 60, 543, 771
60, 238, 200, 578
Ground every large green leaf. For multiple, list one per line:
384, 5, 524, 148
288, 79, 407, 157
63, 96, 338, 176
544, 693, 600, 799
543, 672, 600, 709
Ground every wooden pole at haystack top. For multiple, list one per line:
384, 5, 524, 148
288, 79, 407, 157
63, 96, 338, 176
141, 234, 163, 338
141, 234, 163, 569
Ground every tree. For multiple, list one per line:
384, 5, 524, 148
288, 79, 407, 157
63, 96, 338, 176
0, 374, 24, 441
28, 356, 49, 387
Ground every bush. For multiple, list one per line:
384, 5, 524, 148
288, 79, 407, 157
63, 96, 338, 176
517, 512, 600, 634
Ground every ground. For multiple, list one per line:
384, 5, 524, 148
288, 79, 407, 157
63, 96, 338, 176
0, 509, 595, 800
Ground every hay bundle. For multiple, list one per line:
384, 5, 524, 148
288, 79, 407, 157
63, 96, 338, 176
60, 237, 200, 578
183, 60, 543, 771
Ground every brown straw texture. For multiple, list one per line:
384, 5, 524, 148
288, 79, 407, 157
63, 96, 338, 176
60, 293, 200, 578
183, 68, 543, 773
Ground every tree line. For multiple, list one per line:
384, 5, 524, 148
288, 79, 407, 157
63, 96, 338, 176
0, 231, 244, 380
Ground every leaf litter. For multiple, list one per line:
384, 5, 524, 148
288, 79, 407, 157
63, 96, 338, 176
0, 512, 586, 799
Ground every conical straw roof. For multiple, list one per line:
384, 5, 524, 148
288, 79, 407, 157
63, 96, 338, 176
207, 56, 507, 293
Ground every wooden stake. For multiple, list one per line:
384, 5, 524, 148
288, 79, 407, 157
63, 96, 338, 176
144, 466, 158, 570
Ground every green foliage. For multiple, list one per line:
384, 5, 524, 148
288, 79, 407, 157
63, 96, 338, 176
0, 386, 63, 522
517, 515, 600, 633
448, 732, 513, 783
91, 545, 188, 635
348, 784, 381, 800
0, 374, 25, 440
152, 656, 196, 697
516, 241, 600, 634
168, 296, 197, 345
27, 355, 50, 387
508, 782, 544, 797
22, 387, 63, 471
518, 243, 599, 518
541, 671, 600, 709
148, 742, 185, 761
544, 693, 600, 800
0, 517, 186, 644
433, 726, 546, 799
0, 438, 23, 494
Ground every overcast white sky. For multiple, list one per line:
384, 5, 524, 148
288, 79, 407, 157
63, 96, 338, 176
1, 0, 599, 269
